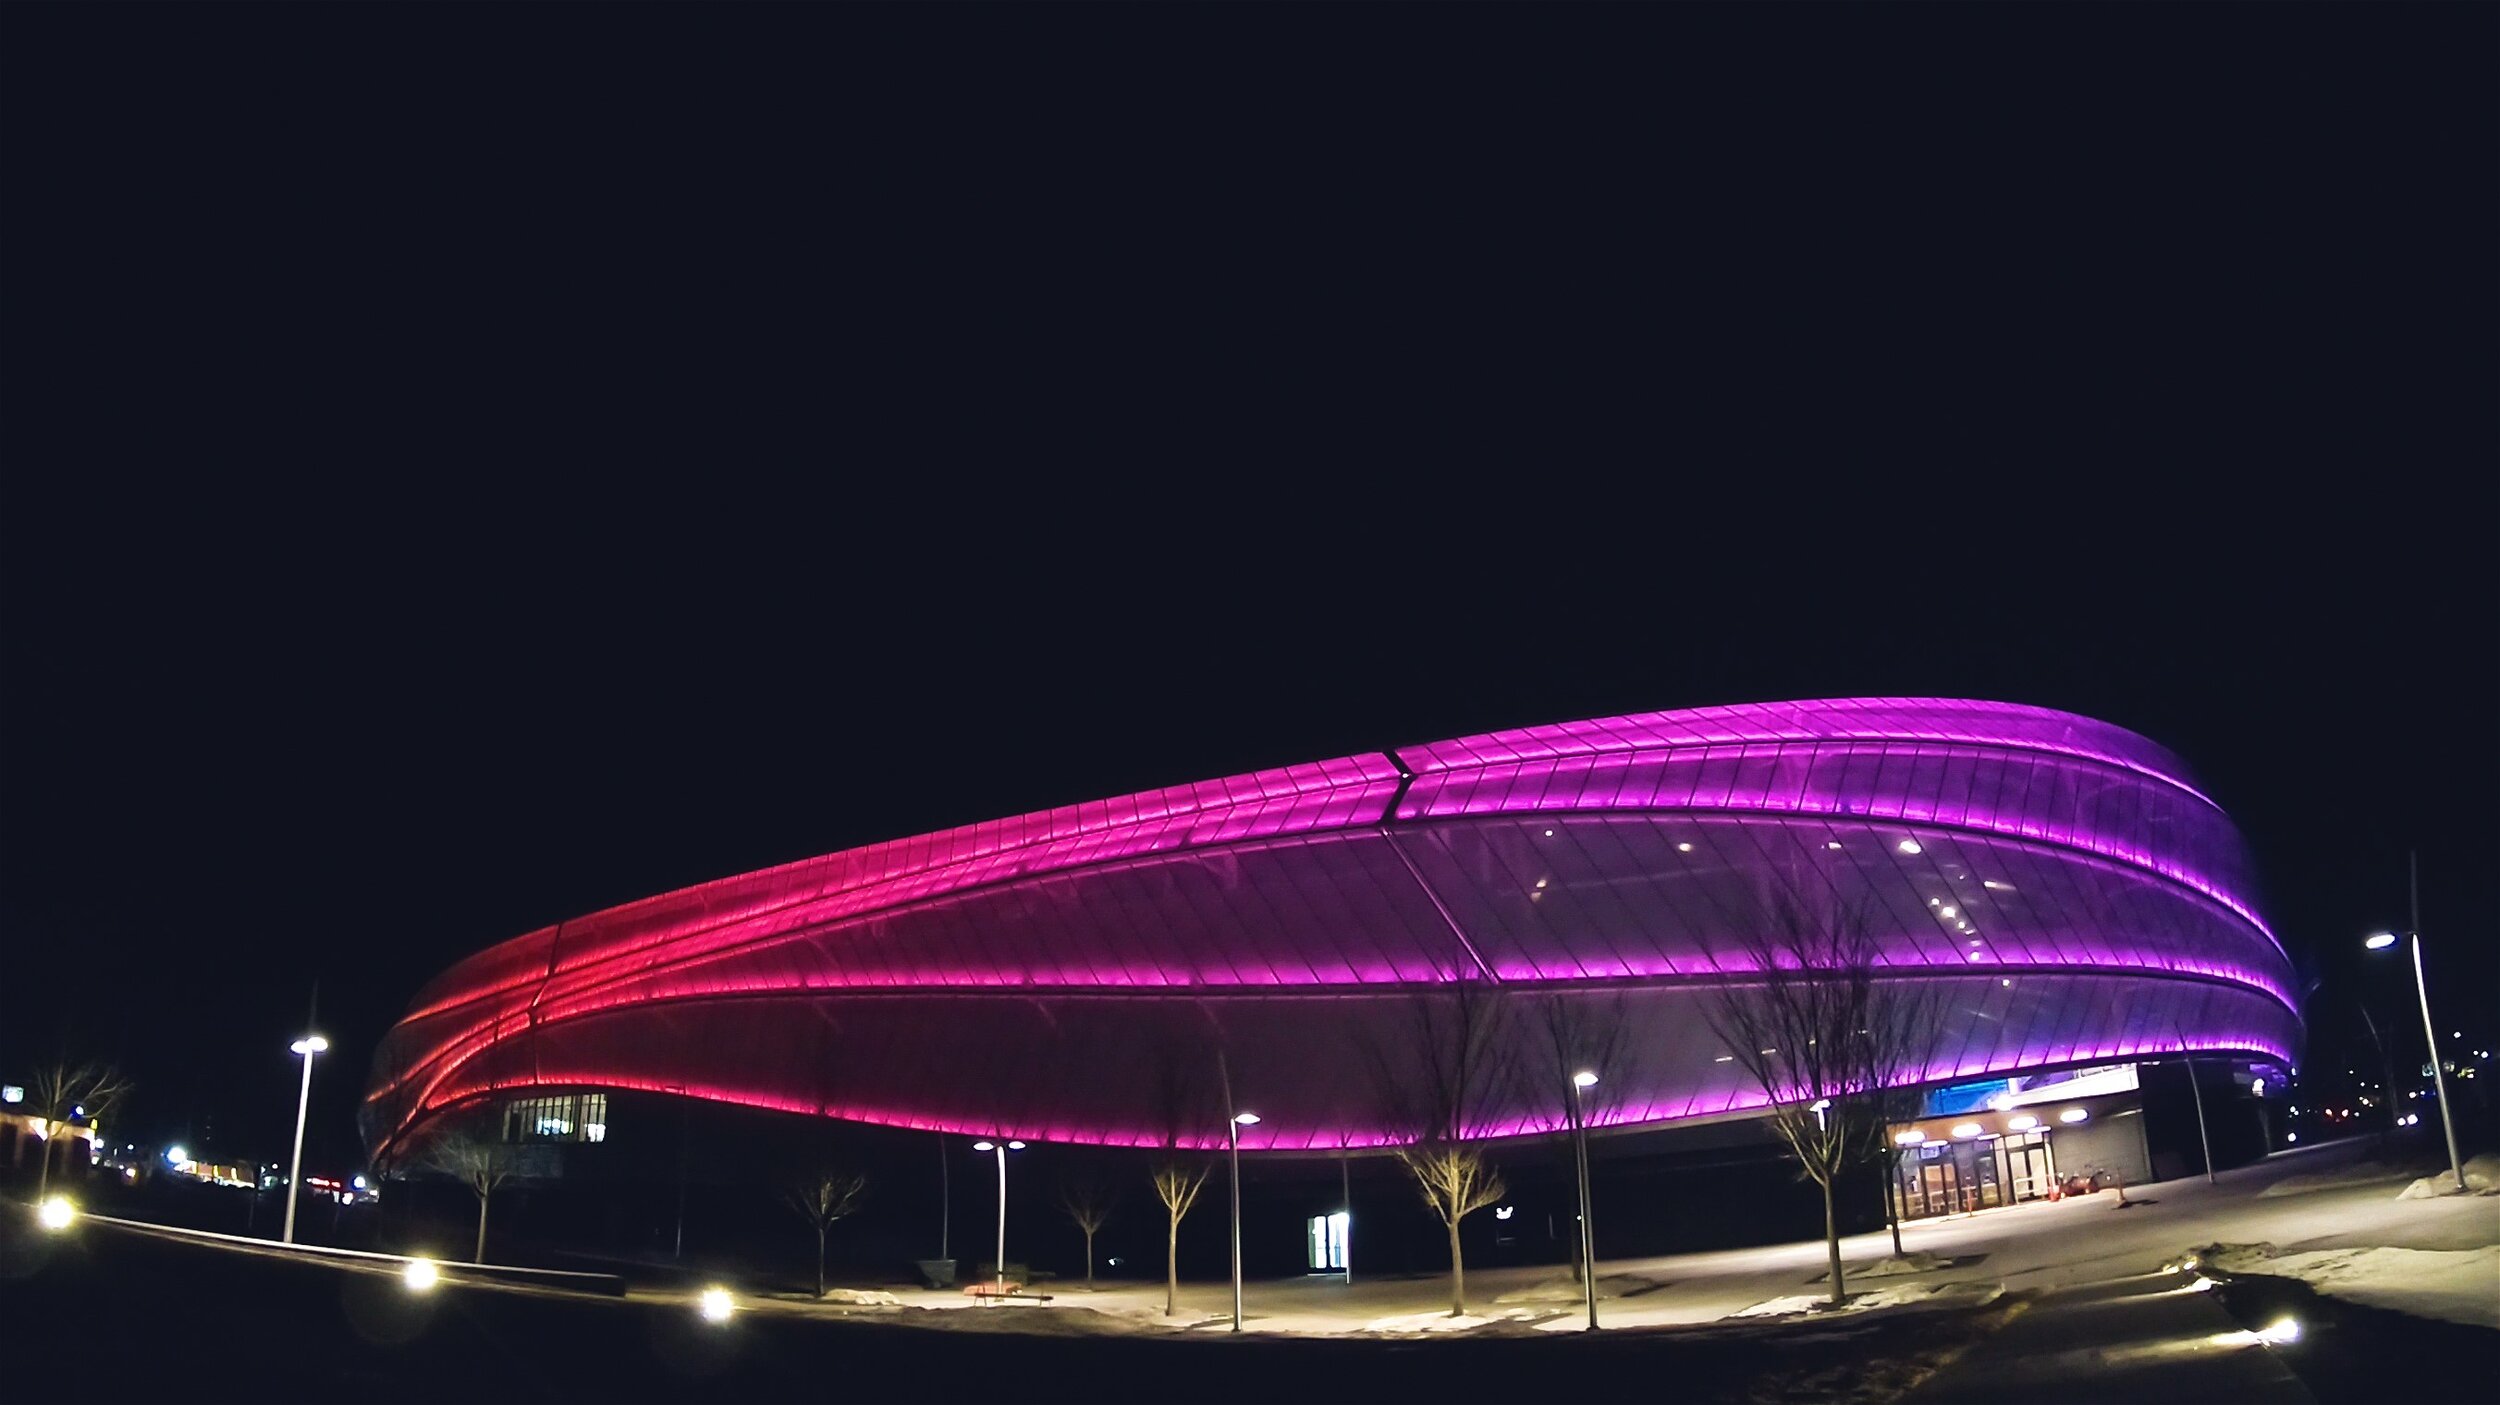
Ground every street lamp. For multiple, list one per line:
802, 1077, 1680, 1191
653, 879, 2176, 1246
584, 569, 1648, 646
1569, 1071, 1600, 1331
1228, 1111, 1259, 1332
283, 1035, 328, 1244
2363, 849, 2466, 1195
2366, 937, 2464, 1192
970, 1139, 1025, 1290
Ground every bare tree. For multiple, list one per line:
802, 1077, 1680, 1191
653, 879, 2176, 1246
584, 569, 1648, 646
1057, 1170, 1119, 1292
26, 1060, 132, 1201
1705, 882, 1935, 1307
1367, 971, 1516, 1316
782, 1169, 869, 1298
1534, 993, 1628, 1285
1146, 1037, 1219, 1317
419, 1128, 516, 1264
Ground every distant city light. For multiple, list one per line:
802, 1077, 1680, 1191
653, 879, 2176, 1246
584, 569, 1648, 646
166, 1145, 190, 1165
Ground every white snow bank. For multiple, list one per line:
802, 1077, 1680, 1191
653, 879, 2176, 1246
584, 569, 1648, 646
821, 1289, 904, 1306
2195, 1242, 2500, 1329
2398, 1154, 2500, 1199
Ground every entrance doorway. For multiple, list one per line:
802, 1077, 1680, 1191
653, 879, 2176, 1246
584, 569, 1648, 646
1305, 1212, 1348, 1271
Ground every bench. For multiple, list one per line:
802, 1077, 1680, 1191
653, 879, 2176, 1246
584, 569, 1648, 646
963, 1279, 1054, 1303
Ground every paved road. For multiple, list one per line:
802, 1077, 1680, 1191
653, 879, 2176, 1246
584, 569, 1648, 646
1910, 1268, 2311, 1405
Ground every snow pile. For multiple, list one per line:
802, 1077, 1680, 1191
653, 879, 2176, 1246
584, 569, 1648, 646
1727, 1280, 1999, 1319
1852, 1251, 1953, 1279
1363, 1308, 1538, 1334
821, 1289, 904, 1307
1493, 1272, 1666, 1305
2398, 1154, 2500, 1199
2191, 1242, 2500, 1329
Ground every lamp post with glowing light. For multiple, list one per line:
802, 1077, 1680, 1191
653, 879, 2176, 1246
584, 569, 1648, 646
1227, 1111, 1259, 1331
2370, 855, 2465, 1193
1569, 1071, 1600, 1330
282, 1035, 328, 1244
971, 1139, 1024, 1289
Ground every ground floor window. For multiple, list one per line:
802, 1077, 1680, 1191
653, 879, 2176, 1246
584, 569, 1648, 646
1895, 1130, 2055, 1220
1305, 1212, 1348, 1270
500, 1092, 609, 1144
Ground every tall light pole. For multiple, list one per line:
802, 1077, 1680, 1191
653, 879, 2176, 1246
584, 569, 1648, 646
1569, 1071, 1599, 1331
2370, 852, 2465, 1193
1228, 1111, 1259, 1332
971, 1140, 1023, 1289
2174, 1023, 2216, 1185
282, 1035, 328, 1244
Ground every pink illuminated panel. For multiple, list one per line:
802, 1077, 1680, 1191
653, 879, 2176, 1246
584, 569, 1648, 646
363, 699, 2297, 1160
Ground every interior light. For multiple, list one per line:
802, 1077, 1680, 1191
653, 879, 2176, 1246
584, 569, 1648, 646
699, 1286, 735, 1323
973, 1141, 996, 1152
2001, 978, 2013, 987
1968, 939, 1984, 948
1939, 906, 1956, 919
1713, 1055, 1735, 1063
1893, 1130, 1925, 1145
1493, 1206, 1515, 1221
403, 1258, 440, 1292
1950, 1122, 1982, 1139
1676, 842, 1694, 853
1542, 829, 1554, 838
1826, 841, 1843, 850
2058, 1108, 2088, 1124
1006, 1140, 1026, 1150
2008, 1114, 2039, 1131
1929, 898, 1942, 907
1967, 952, 1986, 962
1896, 839, 1922, 855
1982, 880, 2007, 890
2364, 932, 2398, 950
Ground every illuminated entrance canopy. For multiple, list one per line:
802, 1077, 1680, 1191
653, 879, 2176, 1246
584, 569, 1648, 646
363, 699, 2298, 1162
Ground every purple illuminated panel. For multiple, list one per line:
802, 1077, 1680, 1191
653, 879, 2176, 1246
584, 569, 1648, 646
364, 699, 2298, 1160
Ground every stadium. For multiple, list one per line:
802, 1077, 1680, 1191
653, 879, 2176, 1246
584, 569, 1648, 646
362, 697, 2299, 1184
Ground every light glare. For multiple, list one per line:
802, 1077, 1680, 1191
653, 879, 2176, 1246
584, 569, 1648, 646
403, 1258, 440, 1292
37, 1197, 76, 1231
699, 1286, 735, 1323
2364, 932, 2398, 950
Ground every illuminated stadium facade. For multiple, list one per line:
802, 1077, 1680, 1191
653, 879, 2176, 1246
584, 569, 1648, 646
362, 699, 2300, 1166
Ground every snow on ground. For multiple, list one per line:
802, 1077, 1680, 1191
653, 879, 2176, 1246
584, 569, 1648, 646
1363, 1308, 1547, 1333
1725, 1280, 2002, 1320
1491, 1271, 1666, 1305
737, 1138, 2495, 1342
1846, 1251, 1953, 1279
2193, 1242, 2500, 1329
2399, 1153, 2500, 1200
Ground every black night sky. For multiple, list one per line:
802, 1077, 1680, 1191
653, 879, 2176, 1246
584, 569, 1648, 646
5, 5, 2494, 1179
